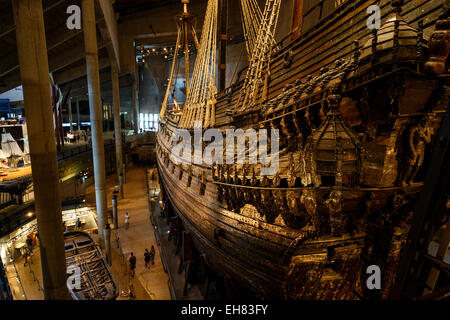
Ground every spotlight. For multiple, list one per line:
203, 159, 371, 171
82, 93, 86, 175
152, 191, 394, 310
26, 212, 33, 217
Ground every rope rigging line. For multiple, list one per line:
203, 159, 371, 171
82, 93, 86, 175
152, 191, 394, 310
159, 27, 182, 120
234, 0, 281, 114
240, 0, 267, 56
179, 0, 218, 129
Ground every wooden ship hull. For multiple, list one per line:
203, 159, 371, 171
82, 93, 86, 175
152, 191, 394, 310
64, 231, 118, 300
156, 0, 450, 299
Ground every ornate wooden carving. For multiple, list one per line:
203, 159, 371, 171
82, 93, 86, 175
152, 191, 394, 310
325, 189, 344, 236
425, 3, 450, 74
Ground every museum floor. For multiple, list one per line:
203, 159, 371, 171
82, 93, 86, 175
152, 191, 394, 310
5, 166, 172, 300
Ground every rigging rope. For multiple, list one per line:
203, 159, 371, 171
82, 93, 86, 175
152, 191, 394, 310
234, 0, 282, 113
179, 0, 218, 129
159, 27, 182, 120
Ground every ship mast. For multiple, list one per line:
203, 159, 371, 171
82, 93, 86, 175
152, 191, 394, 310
218, 0, 228, 92
181, 0, 192, 97
160, 1, 198, 120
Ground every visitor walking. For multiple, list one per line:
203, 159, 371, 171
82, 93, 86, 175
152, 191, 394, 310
125, 212, 130, 230
144, 249, 151, 269
150, 245, 155, 266
129, 252, 136, 277
75, 218, 82, 230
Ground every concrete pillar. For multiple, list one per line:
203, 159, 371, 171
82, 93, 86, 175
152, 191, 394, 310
76, 98, 81, 132
68, 98, 73, 132
82, 0, 108, 244
123, 160, 127, 184
52, 87, 61, 152
12, 0, 70, 300
103, 223, 112, 266
112, 195, 118, 229
132, 80, 138, 134
58, 99, 64, 147
111, 60, 124, 198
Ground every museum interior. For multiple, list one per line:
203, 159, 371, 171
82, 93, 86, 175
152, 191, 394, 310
0, 0, 449, 301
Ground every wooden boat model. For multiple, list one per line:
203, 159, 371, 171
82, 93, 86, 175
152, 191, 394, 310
156, 0, 450, 299
64, 231, 118, 300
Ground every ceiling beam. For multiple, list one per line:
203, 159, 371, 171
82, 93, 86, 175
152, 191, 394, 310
116, 1, 180, 20
61, 68, 132, 93
50, 38, 111, 73
53, 55, 111, 85
0, 34, 110, 78
0, 5, 106, 92
0, 0, 68, 38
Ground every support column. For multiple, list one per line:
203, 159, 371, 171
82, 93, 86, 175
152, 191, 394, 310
82, 0, 108, 244
132, 79, 138, 134
76, 98, 81, 131
104, 223, 112, 266
68, 97, 73, 132
58, 98, 64, 148
112, 195, 118, 228
52, 86, 61, 153
111, 60, 124, 198
12, 0, 70, 300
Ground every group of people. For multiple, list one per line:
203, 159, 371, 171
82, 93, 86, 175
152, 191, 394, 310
66, 130, 88, 144
62, 218, 82, 233
124, 212, 157, 277
128, 246, 155, 277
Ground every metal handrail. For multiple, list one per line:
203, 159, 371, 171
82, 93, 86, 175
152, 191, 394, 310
115, 232, 135, 299
27, 256, 43, 292
10, 258, 27, 300
57, 140, 115, 161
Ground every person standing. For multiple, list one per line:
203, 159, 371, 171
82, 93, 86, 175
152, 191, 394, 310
144, 249, 151, 269
150, 245, 155, 266
31, 232, 37, 251
129, 252, 136, 277
26, 234, 33, 254
124, 212, 130, 230
75, 218, 82, 231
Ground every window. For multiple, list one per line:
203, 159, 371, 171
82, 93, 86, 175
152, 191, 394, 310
139, 113, 159, 132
